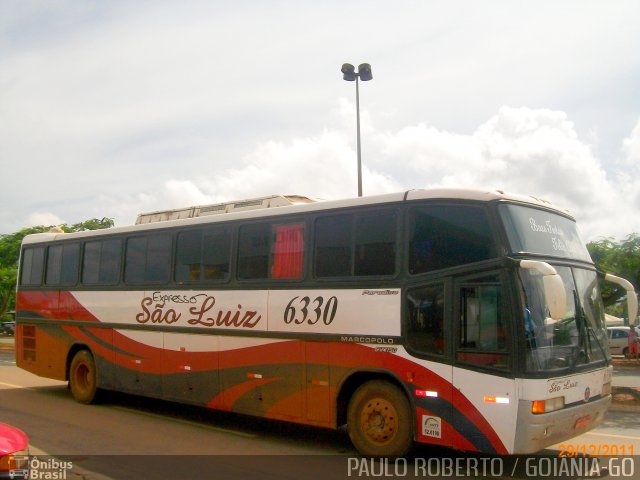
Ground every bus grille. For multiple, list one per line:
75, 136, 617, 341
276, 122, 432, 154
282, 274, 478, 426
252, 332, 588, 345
22, 325, 36, 362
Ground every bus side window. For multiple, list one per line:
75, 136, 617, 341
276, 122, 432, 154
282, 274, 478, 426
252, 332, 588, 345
315, 210, 397, 278
238, 223, 271, 279
46, 243, 80, 286
238, 222, 304, 280
406, 283, 445, 356
175, 230, 202, 282
20, 247, 45, 286
202, 228, 231, 281
409, 206, 497, 274
314, 215, 352, 277
271, 223, 304, 279
82, 239, 122, 285
355, 212, 396, 276
125, 234, 172, 284
175, 227, 233, 282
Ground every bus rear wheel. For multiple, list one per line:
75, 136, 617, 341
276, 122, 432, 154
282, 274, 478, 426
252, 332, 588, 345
347, 380, 412, 457
69, 350, 99, 404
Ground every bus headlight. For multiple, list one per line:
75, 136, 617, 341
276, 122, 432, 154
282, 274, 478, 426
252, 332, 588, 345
532, 396, 565, 414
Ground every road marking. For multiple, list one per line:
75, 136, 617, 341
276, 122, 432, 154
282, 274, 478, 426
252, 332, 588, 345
111, 406, 257, 438
0, 380, 28, 389
586, 431, 640, 441
0, 381, 60, 391
0, 381, 44, 393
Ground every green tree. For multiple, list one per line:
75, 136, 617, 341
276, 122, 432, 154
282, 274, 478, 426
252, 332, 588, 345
0, 266, 17, 320
67, 217, 114, 232
0, 218, 114, 320
588, 233, 640, 317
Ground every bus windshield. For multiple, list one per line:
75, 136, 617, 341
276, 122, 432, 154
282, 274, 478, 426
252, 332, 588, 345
519, 264, 609, 372
499, 203, 608, 372
499, 203, 591, 262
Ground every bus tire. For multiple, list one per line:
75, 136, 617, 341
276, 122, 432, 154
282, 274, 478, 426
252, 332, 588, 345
347, 380, 413, 457
69, 350, 99, 404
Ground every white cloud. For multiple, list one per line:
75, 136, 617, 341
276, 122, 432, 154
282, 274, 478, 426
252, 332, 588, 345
125, 105, 638, 242
622, 119, 640, 165
9, 101, 637, 241
365, 106, 635, 240
27, 212, 64, 228
214, 130, 401, 200
164, 179, 214, 206
137, 129, 401, 214
618, 119, 640, 216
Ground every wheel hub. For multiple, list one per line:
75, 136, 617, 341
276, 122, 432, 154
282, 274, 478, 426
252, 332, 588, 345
361, 398, 397, 444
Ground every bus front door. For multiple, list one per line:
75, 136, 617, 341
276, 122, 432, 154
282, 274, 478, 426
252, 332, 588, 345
452, 274, 515, 454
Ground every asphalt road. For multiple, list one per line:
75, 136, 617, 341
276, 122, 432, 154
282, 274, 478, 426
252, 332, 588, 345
1, 347, 639, 480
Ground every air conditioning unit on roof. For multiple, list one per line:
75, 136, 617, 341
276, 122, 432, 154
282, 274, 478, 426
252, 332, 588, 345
135, 194, 316, 224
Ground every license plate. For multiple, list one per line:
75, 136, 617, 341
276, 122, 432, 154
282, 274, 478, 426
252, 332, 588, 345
574, 415, 592, 430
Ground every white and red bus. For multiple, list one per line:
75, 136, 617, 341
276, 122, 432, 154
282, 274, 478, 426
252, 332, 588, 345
15, 189, 637, 457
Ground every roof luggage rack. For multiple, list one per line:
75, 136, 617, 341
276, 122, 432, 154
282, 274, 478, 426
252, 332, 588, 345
135, 194, 316, 224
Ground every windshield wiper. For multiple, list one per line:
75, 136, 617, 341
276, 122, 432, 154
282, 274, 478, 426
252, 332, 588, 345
569, 289, 608, 368
584, 321, 608, 363
571, 290, 588, 369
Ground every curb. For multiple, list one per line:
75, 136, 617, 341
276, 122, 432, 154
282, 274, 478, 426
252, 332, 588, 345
610, 385, 640, 412
608, 403, 640, 412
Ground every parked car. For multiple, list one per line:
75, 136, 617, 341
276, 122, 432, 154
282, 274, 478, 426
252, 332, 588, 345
0, 422, 29, 479
607, 325, 640, 357
0, 322, 15, 336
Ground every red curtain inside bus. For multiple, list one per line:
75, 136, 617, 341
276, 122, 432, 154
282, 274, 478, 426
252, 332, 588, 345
272, 223, 304, 279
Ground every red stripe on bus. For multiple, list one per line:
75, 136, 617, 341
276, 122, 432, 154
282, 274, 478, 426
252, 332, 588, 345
17, 291, 100, 322
56, 324, 506, 453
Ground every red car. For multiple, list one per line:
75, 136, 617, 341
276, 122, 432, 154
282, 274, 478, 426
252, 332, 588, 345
0, 423, 29, 479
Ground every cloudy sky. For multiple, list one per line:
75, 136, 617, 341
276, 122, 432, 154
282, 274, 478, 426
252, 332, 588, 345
1, 0, 639, 241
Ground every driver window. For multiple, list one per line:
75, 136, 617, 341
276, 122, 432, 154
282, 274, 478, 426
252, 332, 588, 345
406, 283, 445, 356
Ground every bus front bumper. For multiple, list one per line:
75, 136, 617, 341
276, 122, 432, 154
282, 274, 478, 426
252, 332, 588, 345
513, 395, 610, 454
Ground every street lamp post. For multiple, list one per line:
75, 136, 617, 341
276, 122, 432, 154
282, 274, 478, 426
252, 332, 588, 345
341, 63, 372, 197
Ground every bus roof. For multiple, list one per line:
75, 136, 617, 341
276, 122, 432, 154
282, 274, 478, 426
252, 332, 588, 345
20, 188, 572, 245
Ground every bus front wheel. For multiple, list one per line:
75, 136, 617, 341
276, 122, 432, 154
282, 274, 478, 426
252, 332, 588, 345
69, 350, 99, 404
347, 380, 413, 457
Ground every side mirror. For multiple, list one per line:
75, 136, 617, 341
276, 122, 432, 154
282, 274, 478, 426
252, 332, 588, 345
520, 260, 567, 320
605, 274, 638, 326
